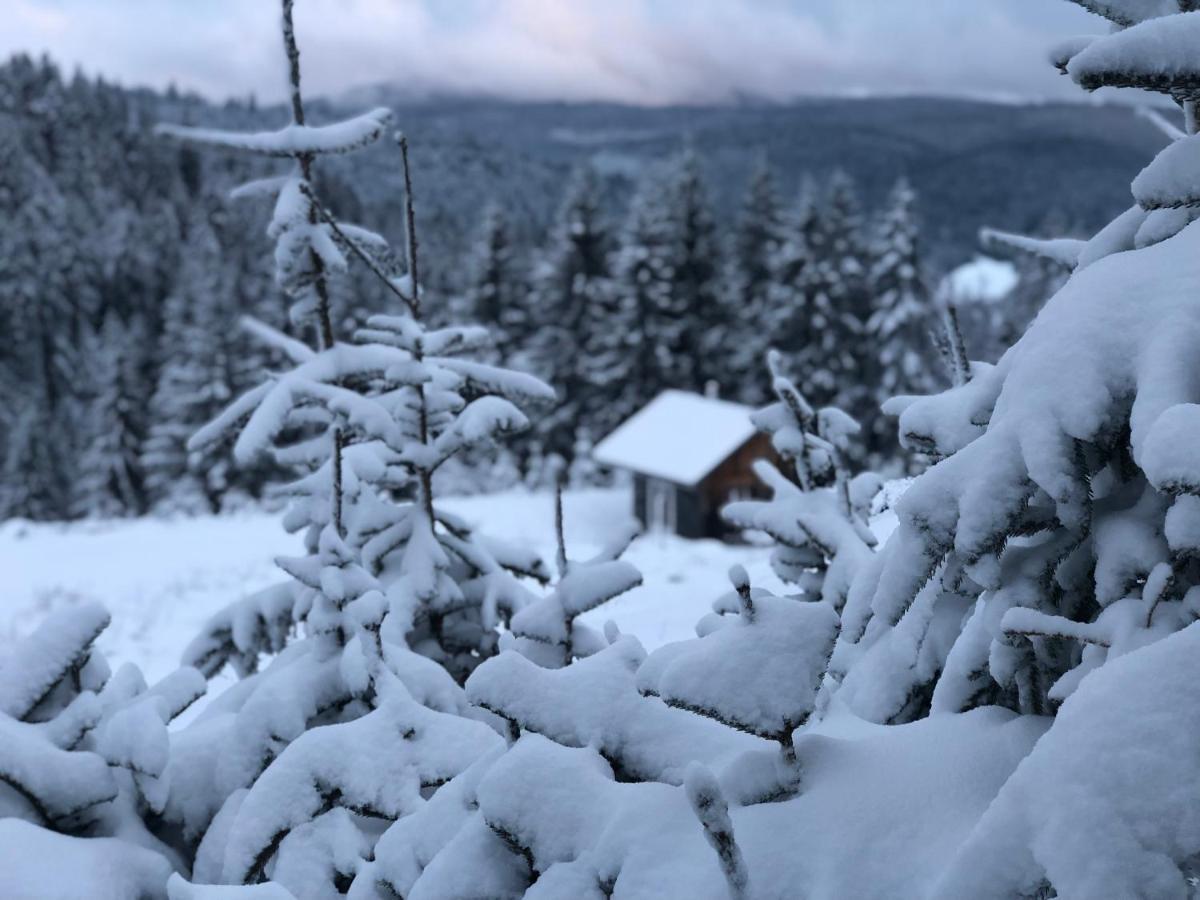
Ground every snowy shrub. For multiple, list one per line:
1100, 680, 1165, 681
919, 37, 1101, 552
724, 349, 879, 610
0, 602, 206, 898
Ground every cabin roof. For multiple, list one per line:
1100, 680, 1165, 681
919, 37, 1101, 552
593, 390, 757, 487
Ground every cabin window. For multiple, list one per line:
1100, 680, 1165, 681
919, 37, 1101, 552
727, 486, 754, 503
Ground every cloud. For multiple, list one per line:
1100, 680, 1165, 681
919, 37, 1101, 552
0, 0, 1104, 105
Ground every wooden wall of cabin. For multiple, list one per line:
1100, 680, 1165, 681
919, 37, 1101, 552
699, 432, 776, 537
632, 473, 708, 539
628, 434, 777, 540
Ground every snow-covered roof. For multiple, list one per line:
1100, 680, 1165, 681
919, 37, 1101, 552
593, 390, 757, 487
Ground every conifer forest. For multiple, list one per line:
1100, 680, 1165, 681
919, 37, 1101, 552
5, 1, 1200, 898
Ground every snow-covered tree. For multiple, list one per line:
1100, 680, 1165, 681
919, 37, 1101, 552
527, 165, 616, 458
865, 178, 939, 455
666, 149, 727, 393
873, 181, 936, 396
611, 169, 681, 407
144, 2, 555, 893
767, 178, 820, 363
800, 172, 871, 418
826, 1, 1200, 786
506, 483, 642, 668
723, 155, 783, 401
73, 313, 150, 517
458, 202, 530, 367
142, 211, 262, 513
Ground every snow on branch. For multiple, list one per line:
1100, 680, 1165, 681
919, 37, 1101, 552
167, 874, 298, 899
1064, 0, 1191, 27
0, 602, 110, 721
1000, 607, 1112, 648
155, 107, 394, 158
1132, 133, 1200, 209
1048, 35, 1097, 73
1138, 104, 1188, 140
1068, 11, 1200, 95
979, 228, 1085, 268
644, 591, 839, 746
219, 685, 502, 885
685, 763, 750, 900
230, 175, 292, 201
241, 316, 315, 364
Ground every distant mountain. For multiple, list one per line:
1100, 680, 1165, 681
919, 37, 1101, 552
313, 92, 1168, 274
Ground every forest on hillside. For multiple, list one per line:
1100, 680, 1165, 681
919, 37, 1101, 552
0, 55, 1079, 521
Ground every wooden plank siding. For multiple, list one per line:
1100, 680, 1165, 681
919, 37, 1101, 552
697, 432, 776, 539
630, 432, 776, 540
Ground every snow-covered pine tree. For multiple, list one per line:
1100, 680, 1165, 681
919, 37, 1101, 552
141, 245, 205, 512
73, 312, 150, 517
527, 165, 617, 459
142, 209, 262, 513
766, 177, 820, 365
666, 149, 727, 394
349, 518, 776, 899
612, 168, 681, 409
865, 177, 939, 458
505, 480, 642, 668
458, 202, 529, 368
723, 155, 783, 402
148, 2, 555, 893
0, 163, 79, 519
824, 1, 1200, 804
798, 171, 872, 421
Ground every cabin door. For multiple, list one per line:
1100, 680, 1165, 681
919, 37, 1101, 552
646, 479, 677, 534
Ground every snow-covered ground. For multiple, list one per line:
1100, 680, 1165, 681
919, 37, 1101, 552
0, 488, 816, 685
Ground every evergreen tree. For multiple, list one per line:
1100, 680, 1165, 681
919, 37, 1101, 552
527, 165, 616, 458
74, 313, 149, 517
865, 177, 938, 455
766, 178, 821, 365
459, 202, 529, 366
665, 149, 726, 393
799, 171, 870, 416
152, 4, 557, 890
612, 169, 680, 405
141, 212, 226, 512
147, 209, 265, 512
725, 155, 783, 401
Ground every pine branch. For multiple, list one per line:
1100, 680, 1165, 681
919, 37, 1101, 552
397, 132, 422, 320
685, 764, 750, 900
941, 303, 972, 387
299, 183, 418, 316
554, 464, 568, 579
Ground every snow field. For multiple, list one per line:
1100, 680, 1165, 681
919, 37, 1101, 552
0, 488, 792, 686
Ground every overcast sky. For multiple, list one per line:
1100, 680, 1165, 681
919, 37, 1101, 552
4, 1, 1107, 106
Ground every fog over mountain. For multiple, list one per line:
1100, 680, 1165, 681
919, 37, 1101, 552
3, 0, 1101, 105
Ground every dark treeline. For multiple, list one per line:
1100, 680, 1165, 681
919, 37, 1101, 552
0, 56, 1047, 521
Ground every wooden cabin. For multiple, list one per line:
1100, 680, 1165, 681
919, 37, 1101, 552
593, 390, 773, 540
